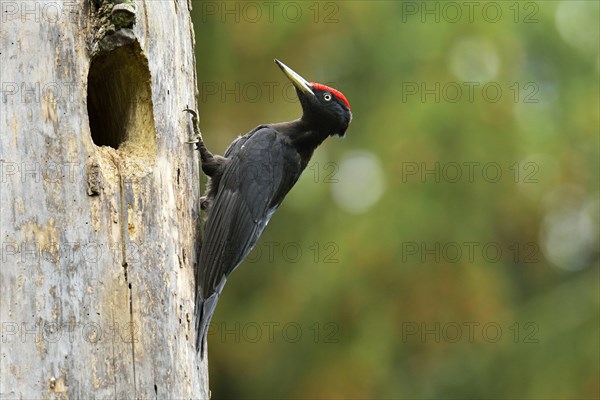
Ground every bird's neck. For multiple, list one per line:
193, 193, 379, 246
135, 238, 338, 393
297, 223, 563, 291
272, 118, 329, 153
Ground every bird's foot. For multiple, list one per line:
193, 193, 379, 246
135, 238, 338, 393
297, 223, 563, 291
200, 196, 210, 210
183, 108, 202, 145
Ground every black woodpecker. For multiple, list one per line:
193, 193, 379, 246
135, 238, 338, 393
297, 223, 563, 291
185, 59, 352, 357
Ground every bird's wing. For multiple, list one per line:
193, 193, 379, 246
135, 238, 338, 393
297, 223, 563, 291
199, 127, 301, 298
222, 124, 267, 158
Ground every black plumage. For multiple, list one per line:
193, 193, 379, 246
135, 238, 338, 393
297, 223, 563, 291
186, 60, 352, 357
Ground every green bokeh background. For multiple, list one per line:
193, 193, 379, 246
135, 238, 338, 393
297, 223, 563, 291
190, 1, 599, 398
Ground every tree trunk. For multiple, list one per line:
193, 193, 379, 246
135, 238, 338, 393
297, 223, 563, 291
0, 0, 209, 397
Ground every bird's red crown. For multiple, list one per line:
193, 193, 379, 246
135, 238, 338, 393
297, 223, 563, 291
311, 83, 351, 111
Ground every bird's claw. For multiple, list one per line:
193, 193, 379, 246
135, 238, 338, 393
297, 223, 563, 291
183, 108, 198, 118
183, 108, 202, 145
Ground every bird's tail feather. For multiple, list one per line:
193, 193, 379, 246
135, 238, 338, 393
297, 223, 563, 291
195, 293, 219, 358
195, 277, 227, 358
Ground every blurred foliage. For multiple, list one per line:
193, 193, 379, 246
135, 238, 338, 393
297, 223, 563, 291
190, 1, 599, 398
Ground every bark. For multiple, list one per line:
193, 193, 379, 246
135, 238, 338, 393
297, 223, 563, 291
0, 0, 208, 397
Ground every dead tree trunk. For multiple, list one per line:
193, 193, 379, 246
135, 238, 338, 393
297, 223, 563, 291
0, 0, 208, 397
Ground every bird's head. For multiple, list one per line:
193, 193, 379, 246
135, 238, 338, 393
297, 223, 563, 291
275, 59, 352, 137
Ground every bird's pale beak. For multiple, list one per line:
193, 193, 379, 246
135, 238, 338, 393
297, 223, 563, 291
275, 59, 315, 96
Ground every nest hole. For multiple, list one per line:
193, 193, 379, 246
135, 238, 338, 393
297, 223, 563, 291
87, 41, 156, 157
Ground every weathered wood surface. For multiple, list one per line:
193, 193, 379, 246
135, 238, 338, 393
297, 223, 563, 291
0, 0, 208, 397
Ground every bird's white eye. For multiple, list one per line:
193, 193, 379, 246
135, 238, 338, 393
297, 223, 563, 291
323, 93, 332, 101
